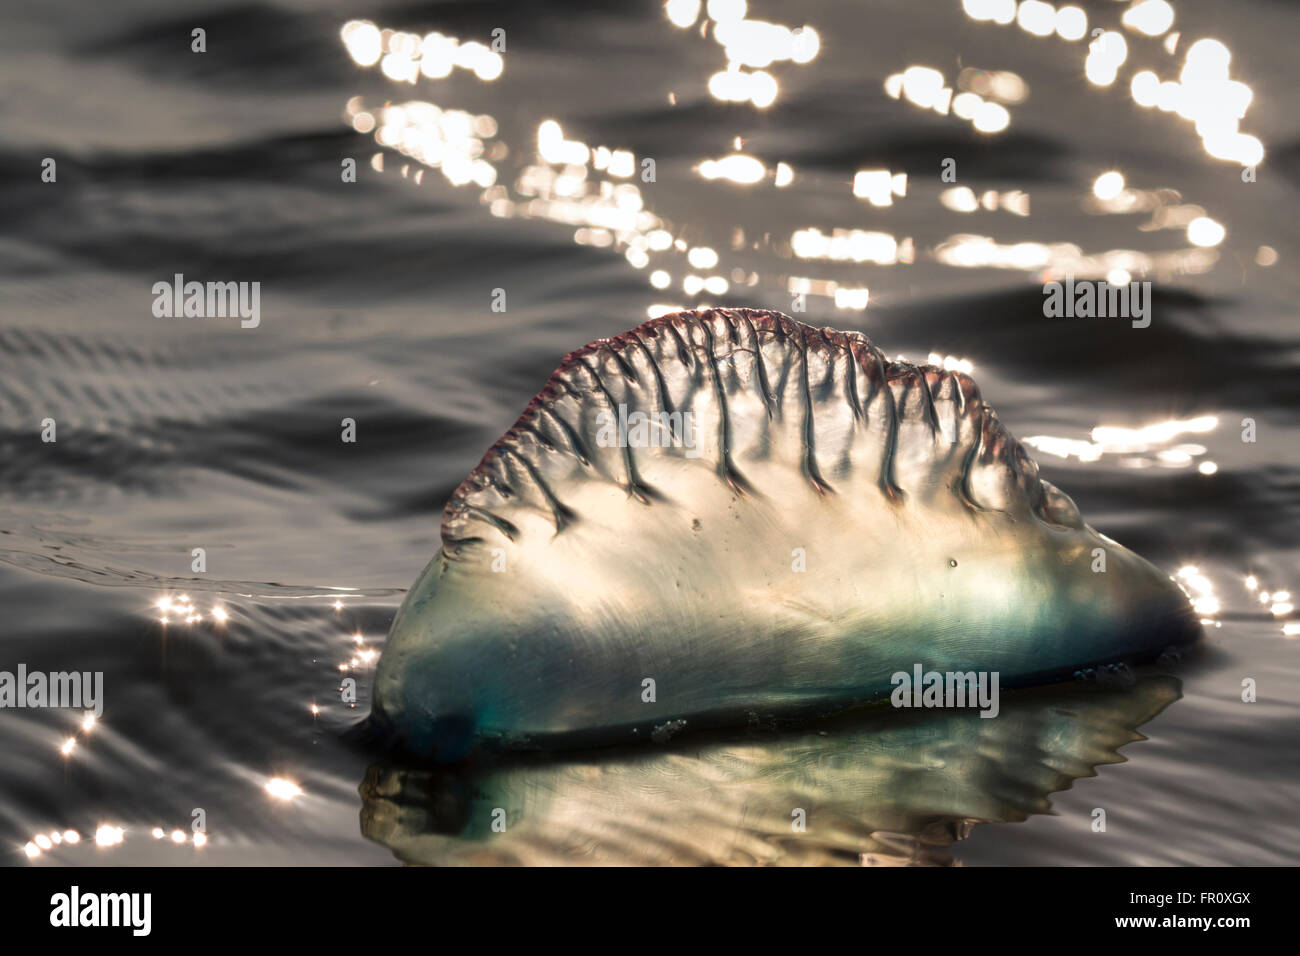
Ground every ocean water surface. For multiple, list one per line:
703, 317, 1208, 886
2, 0, 1297, 865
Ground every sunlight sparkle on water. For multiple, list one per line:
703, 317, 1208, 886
972, 101, 1010, 133
94, 825, 125, 847
964, 0, 1261, 167
698, 154, 766, 185
687, 247, 719, 269
648, 304, 685, 319
1130, 38, 1263, 167
338, 4, 1271, 336
833, 288, 870, 311
1177, 566, 1220, 618
941, 186, 980, 213
1025, 416, 1220, 472
791, 228, 899, 265
1016, 1, 1056, 38
1123, 0, 1175, 37
962, 0, 1017, 26
341, 21, 503, 82
265, 778, 304, 801
1243, 578, 1299, 637
351, 99, 498, 189
1054, 6, 1087, 42
927, 353, 975, 375
852, 170, 902, 207
665, 0, 701, 29
674, 1, 817, 108
887, 65, 1011, 132
1086, 31, 1128, 86
958, 68, 1029, 104
1187, 216, 1226, 247
1092, 171, 1125, 201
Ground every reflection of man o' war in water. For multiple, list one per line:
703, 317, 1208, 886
371, 310, 1199, 760
360, 676, 1181, 865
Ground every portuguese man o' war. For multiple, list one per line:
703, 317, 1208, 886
371, 309, 1200, 759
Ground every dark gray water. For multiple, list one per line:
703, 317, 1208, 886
2, 0, 1297, 865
